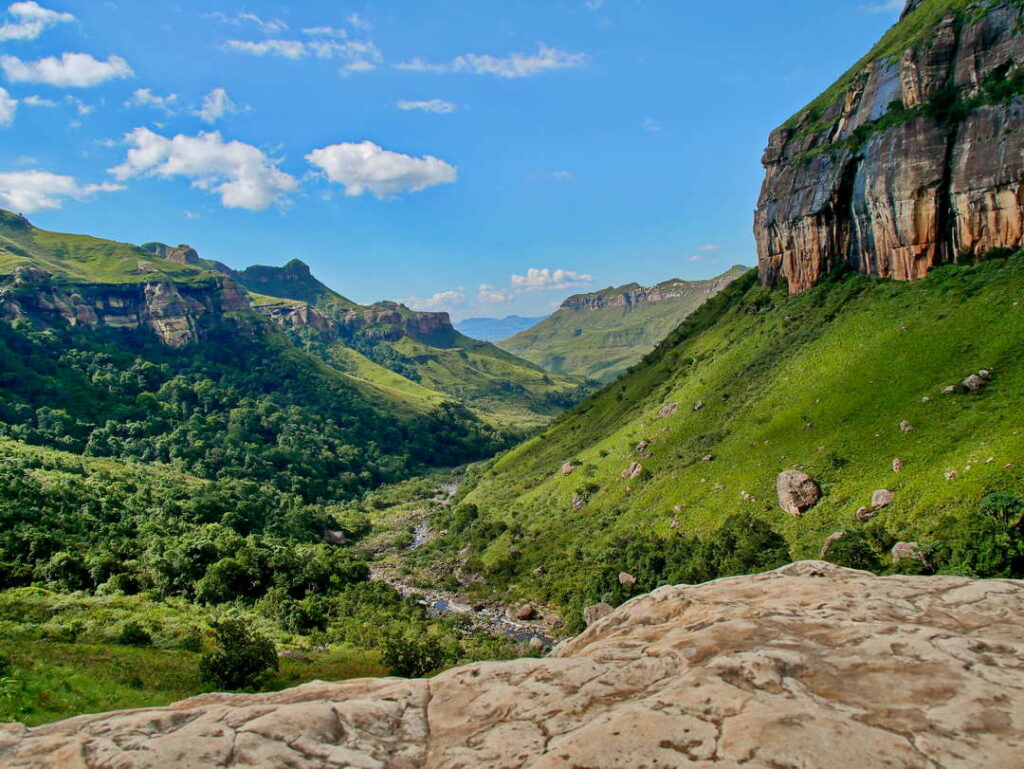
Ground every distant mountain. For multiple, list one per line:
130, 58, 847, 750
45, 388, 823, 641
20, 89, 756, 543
500, 266, 749, 382
455, 315, 549, 342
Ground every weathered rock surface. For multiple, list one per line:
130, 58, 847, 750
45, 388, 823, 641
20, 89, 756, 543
4, 562, 1023, 768
755, 1, 1024, 293
776, 469, 821, 515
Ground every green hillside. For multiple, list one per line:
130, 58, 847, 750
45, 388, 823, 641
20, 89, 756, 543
422, 257, 1024, 624
0, 211, 211, 285
502, 266, 749, 382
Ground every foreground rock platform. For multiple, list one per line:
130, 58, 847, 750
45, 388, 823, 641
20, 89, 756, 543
2, 562, 1023, 768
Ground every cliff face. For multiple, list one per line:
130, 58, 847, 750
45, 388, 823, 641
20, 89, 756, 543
0, 266, 251, 347
4, 562, 1023, 768
756, 0, 1024, 293
561, 268, 746, 311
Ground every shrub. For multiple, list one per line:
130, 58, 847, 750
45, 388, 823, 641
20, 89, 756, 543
379, 628, 453, 678
116, 621, 153, 647
824, 531, 881, 572
199, 620, 278, 690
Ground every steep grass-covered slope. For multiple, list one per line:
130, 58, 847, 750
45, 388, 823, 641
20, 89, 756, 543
502, 267, 748, 382
451, 257, 1024, 608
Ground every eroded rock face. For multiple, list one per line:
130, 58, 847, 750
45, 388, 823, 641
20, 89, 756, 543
756, 2, 1024, 293
3, 562, 1023, 768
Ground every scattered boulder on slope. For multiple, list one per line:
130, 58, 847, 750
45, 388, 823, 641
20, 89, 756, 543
583, 602, 614, 626
659, 402, 678, 418
776, 470, 821, 516
871, 489, 895, 510
622, 462, 646, 480
6, 562, 1023, 768
892, 457, 903, 473
963, 374, 987, 393
514, 604, 537, 621
561, 462, 577, 476
820, 531, 845, 558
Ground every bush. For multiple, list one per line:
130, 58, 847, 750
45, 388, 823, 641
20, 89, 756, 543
116, 621, 153, 647
825, 531, 882, 572
199, 620, 278, 690
379, 629, 453, 678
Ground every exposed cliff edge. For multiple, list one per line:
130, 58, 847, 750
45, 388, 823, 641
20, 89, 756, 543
756, 0, 1024, 293
2, 561, 1021, 767
559, 266, 747, 311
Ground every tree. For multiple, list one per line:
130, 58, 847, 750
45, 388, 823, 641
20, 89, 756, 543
199, 620, 278, 690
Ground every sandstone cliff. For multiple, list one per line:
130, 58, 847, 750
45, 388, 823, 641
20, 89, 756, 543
0, 266, 251, 347
3, 562, 1022, 768
756, 0, 1024, 292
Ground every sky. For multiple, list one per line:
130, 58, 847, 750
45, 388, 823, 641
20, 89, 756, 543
0, 0, 906, 320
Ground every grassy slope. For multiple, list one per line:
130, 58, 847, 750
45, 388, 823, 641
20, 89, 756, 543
0, 211, 212, 285
501, 267, 749, 383
460, 258, 1024, 596
393, 334, 583, 429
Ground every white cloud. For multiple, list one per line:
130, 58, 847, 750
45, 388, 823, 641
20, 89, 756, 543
204, 11, 287, 34
403, 289, 464, 311
0, 87, 15, 126
478, 283, 512, 303
642, 117, 662, 132
109, 127, 298, 211
698, 244, 720, 251
22, 94, 56, 107
0, 169, 122, 212
195, 87, 239, 124
306, 140, 456, 200
126, 87, 178, 112
397, 98, 456, 114
302, 25, 347, 38
511, 268, 593, 292
0, 1, 74, 42
397, 44, 586, 79
347, 13, 371, 32
0, 52, 132, 87
225, 38, 382, 71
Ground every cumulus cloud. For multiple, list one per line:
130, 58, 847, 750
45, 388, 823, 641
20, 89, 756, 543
0, 169, 122, 212
0, 87, 15, 126
698, 244, 720, 251
195, 87, 240, 124
397, 98, 456, 114
0, 52, 132, 87
0, 1, 74, 42
109, 127, 298, 210
478, 283, 512, 303
126, 88, 178, 112
396, 44, 586, 78
306, 140, 456, 199
403, 289, 464, 311
511, 268, 593, 292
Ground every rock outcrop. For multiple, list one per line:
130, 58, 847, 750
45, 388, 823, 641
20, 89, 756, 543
3, 562, 1023, 767
756, 1, 1024, 293
776, 469, 821, 515
561, 268, 746, 312
0, 272, 251, 347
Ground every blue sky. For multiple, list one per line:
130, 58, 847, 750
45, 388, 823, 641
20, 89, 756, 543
0, 0, 904, 319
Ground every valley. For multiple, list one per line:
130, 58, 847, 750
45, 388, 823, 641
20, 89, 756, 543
2, 0, 1024, 764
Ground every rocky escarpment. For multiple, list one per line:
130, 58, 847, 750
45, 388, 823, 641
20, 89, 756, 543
0, 266, 250, 347
756, 0, 1024, 293
562, 267, 746, 311
3, 562, 1023, 768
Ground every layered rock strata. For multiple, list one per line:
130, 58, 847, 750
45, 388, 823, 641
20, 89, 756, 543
756, 1, 1024, 292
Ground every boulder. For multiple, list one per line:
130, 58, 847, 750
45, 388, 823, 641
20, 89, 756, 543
635, 441, 650, 454
561, 463, 577, 476
528, 637, 546, 650
943, 385, 958, 395
514, 604, 537, 621
979, 369, 993, 380
855, 506, 874, 521
891, 542, 930, 568
322, 530, 347, 546
871, 489, 895, 509
8, 563, 1024, 768
820, 531, 845, 558
692, 400, 705, 412
621, 462, 645, 480
618, 572, 637, 586
776, 470, 821, 516
963, 374, 986, 393
571, 494, 587, 510
658, 402, 678, 418
899, 420, 914, 433
892, 457, 903, 473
